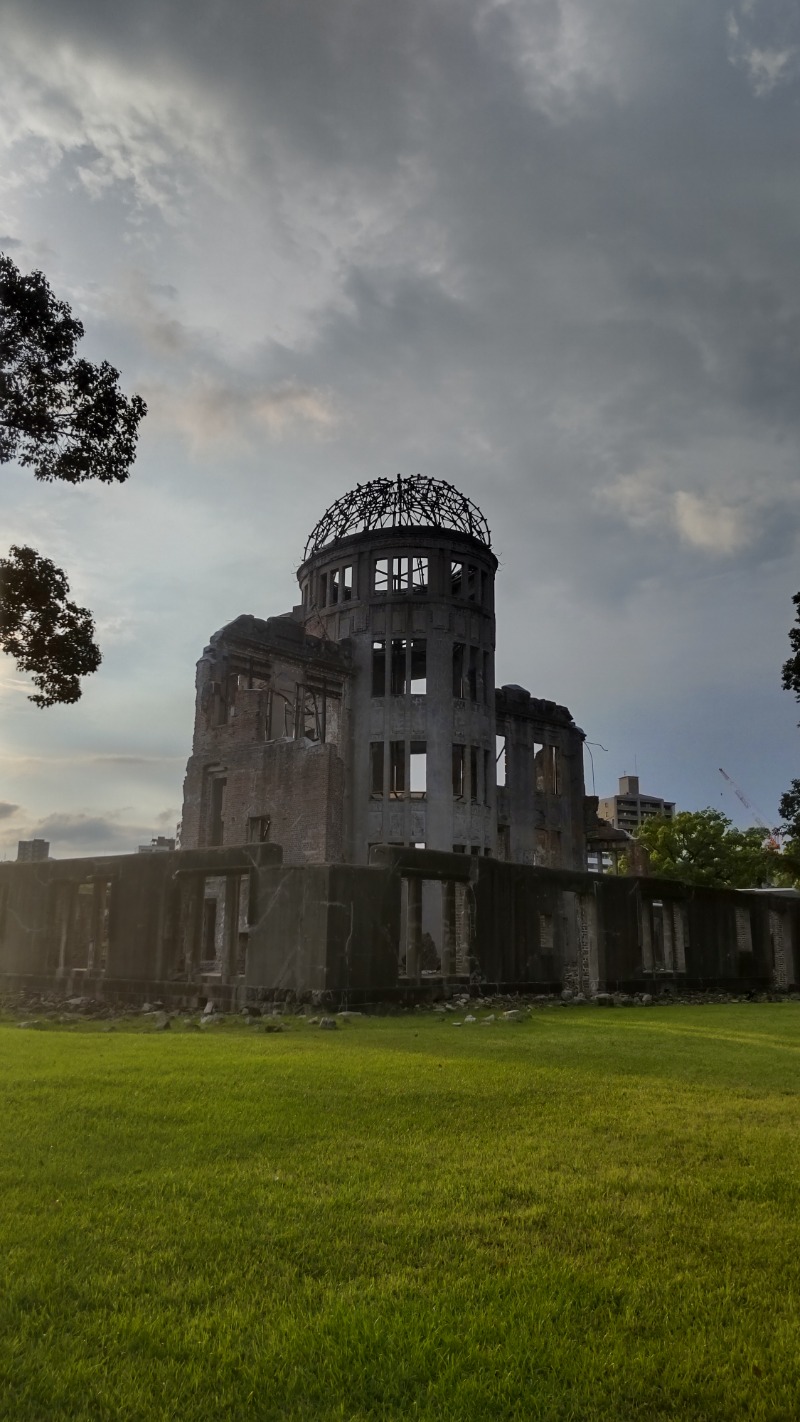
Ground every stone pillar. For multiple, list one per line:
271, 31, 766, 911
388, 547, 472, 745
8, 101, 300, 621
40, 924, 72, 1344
221, 874, 241, 982
406, 877, 422, 982
441, 880, 456, 977
770, 909, 787, 988
180, 876, 205, 982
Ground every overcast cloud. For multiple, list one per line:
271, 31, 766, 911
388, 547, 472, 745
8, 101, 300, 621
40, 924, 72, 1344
2, 0, 799, 856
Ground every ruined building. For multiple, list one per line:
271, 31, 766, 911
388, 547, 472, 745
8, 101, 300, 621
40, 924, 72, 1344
1, 476, 797, 1004
180, 475, 587, 870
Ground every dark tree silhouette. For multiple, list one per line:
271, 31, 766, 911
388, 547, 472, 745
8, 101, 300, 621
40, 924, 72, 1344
0, 252, 146, 704
0, 546, 101, 707
779, 591, 800, 840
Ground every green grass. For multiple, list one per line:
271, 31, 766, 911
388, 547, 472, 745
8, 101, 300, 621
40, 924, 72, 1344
2, 1006, 800, 1421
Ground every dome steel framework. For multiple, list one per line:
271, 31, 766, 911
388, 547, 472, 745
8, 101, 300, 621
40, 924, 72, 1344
303, 474, 492, 559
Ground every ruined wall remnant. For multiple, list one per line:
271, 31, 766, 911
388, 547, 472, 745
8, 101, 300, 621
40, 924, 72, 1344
1, 845, 796, 1006
181, 475, 589, 872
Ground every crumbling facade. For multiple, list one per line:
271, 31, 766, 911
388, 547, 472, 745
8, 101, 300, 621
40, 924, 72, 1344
180, 475, 589, 871
2, 474, 795, 1006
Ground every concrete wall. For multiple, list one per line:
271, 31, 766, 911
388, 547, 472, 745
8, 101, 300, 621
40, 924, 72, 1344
298, 526, 498, 862
1, 846, 797, 1003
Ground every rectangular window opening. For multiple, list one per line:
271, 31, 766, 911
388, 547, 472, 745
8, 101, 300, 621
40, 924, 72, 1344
450, 561, 463, 597
533, 743, 545, 793
392, 557, 410, 592
342, 565, 353, 601
409, 639, 427, 694
411, 556, 428, 594
330, 569, 340, 605
470, 746, 479, 804
374, 558, 389, 594
409, 742, 427, 799
390, 638, 407, 696
320, 572, 328, 607
452, 642, 465, 698
371, 640, 386, 697
468, 646, 478, 701
496, 735, 506, 788
389, 741, 406, 799
452, 743, 465, 798
467, 564, 478, 602
248, 815, 270, 843
483, 651, 490, 705
370, 742, 385, 797
483, 748, 490, 804
209, 777, 226, 848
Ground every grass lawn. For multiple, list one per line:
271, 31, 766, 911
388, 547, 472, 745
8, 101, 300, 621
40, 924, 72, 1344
1, 1005, 800, 1421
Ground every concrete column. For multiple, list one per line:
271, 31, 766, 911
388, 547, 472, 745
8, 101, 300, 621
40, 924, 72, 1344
221, 874, 241, 981
181, 876, 205, 981
441, 880, 456, 977
406, 876, 422, 982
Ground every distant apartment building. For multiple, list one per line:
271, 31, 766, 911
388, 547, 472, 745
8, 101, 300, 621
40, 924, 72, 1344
137, 837, 176, 854
597, 776, 675, 833
16, 839, 50, 862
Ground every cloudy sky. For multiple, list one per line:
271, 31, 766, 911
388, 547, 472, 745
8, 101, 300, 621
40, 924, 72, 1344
2, 0, 800, 857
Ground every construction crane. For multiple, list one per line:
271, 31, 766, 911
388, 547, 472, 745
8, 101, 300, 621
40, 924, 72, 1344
718, 767, 783, 850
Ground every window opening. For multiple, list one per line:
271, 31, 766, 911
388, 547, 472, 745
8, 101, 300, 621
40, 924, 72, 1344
549, 746, 562, 795
483, 651, 490, 704
370, 742, 385, 797
330, 569, 340, 605
452, 642, 465, 698
202, 899, 217, 959
470, 746, 479, 804
320, 572, 328, 607
467, 564, 478, 601
409, 742, 427, 798
453, 844, 466, 853
483, 748, 490, 803
450, 561, 463, 597
409, 640, 427, 694
248, 815, 270, 843
209, 777, 226, 847
342, 565, 353, 601
411, 557, 428, 594
392, 557, 406, 592
534, 743, 545, 793
452, 743, 465, 798
390, 638, 407, 696
372, 640, 386, 697
468, 646, 478, 701
389, 742, 405, 798
374, 558, 389, 594
496, 735, 506, 787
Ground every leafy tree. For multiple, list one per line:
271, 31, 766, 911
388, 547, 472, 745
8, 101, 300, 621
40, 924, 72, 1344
780, 592, 800, 843
633, 808, 781, 889
0, 546, 101, 707
0, 252, 146, 704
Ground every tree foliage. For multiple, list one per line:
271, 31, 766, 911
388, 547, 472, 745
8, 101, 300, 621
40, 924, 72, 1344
780, 592, 800, 842
0, 252, 146, 704
0, 546, 101, 707
0, 254, 146, 484
633, 808, 781, 889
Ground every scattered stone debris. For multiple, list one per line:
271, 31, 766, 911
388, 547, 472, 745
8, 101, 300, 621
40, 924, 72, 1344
319, 1017, 338, 1030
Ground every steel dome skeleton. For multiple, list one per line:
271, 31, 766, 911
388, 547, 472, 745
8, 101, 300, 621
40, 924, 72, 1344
303, 474, 492, 559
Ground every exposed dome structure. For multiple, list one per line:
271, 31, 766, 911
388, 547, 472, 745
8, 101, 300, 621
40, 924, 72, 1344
303, 473, 492, 559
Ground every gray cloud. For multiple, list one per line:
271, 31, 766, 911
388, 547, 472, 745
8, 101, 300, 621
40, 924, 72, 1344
0, 802, 19, 820
1, 0, 799, 828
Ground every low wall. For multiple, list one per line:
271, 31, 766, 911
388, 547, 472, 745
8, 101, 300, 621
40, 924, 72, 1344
1, 846, 797, 1003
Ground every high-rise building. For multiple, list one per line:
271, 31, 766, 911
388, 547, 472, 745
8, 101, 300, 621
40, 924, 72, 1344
597, 776, 675, 833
